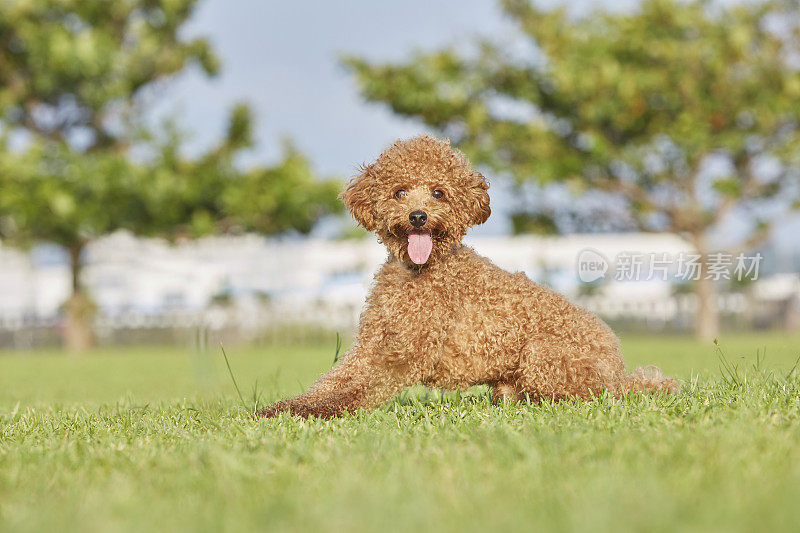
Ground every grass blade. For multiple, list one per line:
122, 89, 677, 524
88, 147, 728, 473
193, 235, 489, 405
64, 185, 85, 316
333, 332, 342, 365
219, 342, 248, 412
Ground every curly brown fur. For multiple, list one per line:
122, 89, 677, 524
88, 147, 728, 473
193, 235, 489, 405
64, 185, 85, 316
257, 135, 678, 419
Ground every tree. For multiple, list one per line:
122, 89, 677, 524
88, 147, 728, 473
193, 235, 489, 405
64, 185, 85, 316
0, 1, 340, 351
345, 0, 800, 340
140, 104, 341, 240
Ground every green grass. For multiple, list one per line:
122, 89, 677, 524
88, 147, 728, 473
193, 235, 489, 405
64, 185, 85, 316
1, 331, 799, 532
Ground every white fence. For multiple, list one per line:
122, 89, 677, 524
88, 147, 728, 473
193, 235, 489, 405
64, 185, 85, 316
2, 289, 798, 350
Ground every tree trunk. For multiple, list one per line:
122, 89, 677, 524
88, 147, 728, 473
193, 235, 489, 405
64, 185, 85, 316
63, 244, 95, 352
694, 255, 720, 341
687, 233, 721, 341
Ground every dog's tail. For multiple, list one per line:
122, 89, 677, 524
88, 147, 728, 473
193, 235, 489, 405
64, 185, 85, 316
624, 365, 679, 395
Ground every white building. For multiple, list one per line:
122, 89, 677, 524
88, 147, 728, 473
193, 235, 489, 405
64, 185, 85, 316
0, 231, 796, 333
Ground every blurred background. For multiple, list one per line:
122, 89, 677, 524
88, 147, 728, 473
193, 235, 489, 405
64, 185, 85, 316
1, 0, 800, 354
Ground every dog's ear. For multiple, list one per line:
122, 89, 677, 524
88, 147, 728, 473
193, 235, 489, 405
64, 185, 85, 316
468, 171, 491, 225
340, 164, 377, 231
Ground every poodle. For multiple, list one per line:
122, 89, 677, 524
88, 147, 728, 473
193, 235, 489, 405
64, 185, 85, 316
258, 135, 677, 419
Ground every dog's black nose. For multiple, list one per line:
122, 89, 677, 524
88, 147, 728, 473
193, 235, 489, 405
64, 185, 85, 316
409, 210, 427, 227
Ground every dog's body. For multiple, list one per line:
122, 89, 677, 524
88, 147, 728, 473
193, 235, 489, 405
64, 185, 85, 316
259, 136, 677, 419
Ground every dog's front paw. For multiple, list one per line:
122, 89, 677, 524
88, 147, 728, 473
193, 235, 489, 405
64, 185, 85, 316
255, 396, 355, 420
255, 399, 328, 419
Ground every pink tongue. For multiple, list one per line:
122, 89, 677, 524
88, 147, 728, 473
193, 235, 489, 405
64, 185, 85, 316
407, 231, 433, 265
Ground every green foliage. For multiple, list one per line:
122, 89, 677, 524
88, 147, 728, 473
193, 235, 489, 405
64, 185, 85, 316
0, 0, 218, 150
220, 141, 342, 235
0, 333, 799, 531
345, 0, 800, 243
142, 113, 341, 240
0, 143, 144, 249
0, 0, 340, 272
510, 211, 558, 235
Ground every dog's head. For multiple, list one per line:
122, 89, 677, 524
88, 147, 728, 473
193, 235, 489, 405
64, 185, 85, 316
341, 135, 490, 267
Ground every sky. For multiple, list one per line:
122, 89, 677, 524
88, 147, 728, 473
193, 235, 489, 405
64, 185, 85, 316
152, 0, 527, 235
152, 0, 800, 249
156, 1, 508, 173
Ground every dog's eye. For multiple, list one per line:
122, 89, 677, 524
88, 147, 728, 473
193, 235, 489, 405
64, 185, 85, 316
394, 189, 406, 200
432, 189, 445, 199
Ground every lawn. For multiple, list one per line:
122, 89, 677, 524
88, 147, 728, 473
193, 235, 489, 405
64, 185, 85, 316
0, 331, 799, 532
